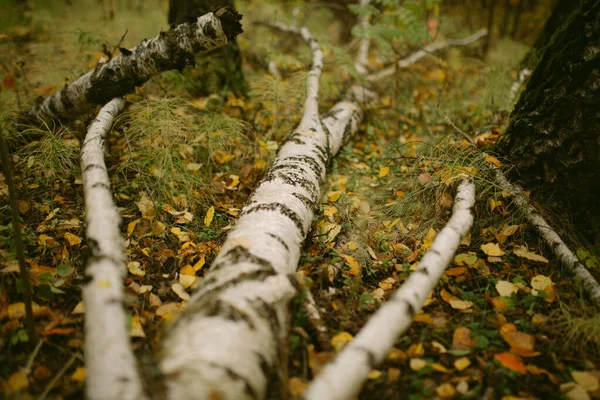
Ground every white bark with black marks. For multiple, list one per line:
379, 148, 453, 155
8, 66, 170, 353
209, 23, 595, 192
159, 22, 372, 400
366, 29, 488, 82
354, 0, 371, 73
491, 164, 600, 307
304, 179, 476, 400
27, 8, 242, 123
80, 98, 145, 400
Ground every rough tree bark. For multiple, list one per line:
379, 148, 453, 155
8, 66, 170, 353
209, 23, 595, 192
80, 98, 146, 400
497, 0, 600, 243
159, 22, 372, 400
168, 0, 247, 96
305, 179, 475, 400
25, 7, 242, 123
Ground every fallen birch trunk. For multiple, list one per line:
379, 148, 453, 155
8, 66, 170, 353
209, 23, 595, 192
491, 165, 600, 307
159, 23, 370, 400
80, 98, 145, 400
26, 7, 242, 123
366, 29, 488, 82
304, 179, 476, 400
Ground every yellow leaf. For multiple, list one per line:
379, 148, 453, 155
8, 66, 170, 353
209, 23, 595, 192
171, 283, 190, 301
378, 277, 395, 291
127, 220, 138, 237
129, 315, 145, 338
340, 254, 360, 275
331, 332, 353, 351
127, 261, 145, 277
496, 280, 519, 297
481, 242, 504, 257
70, 367, 86, 383
8, 371, 29, 392
407, 342, 424, 357
152, 220, 166, 236
346, 241, 358, 250
193, 256, 206, 271
72, 302, 85, 314
513, 246, 548, 264
204, 206, 215, 227
531, 275, 553, 291
423, 228, 437, 249
436, 382, 456, 397
156, 303, 184, 320
180, 265, 196, 276
212, 151, 235, 164
137, 194, 156, 218
572, 371, 599, 392
431, 363, 450, 373
179, 274, 197, 289
409, 358, 428, 371
368, 370, 383, 380
454, 357, 471, 371
378, 166, 390, 178
485, 154, 502, 168
38, 234, 55, 246
254, 159, 267, 169
328, 191, 342, 203
226, 174, 240, 189
63, 232, 82, 246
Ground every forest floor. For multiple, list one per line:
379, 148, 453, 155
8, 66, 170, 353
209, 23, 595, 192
1, 1, 599, 399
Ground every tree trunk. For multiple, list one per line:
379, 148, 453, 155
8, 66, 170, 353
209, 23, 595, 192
168, 0, 247, 96
24, 7, 242, 124
520, 0, 581, 69
497, 0, 600, 243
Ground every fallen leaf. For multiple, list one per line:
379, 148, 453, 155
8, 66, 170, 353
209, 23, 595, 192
454, 357, 471, 371
436, 382, 456, 397
204, 206, 215, 227
495, 352, 526, 374
572, 371, 599, 392
127, 261, 145, 277
171, 283, 190, 301
129, 315, 145, 338
423, 228, 437, 249
378, 166, 390, 178
441, 289, 473, 310
8, 371, 29, 392
481, 242, 504, 257
71, 367, 86, 382
409, 358, 428, 371
136, 195, 156, 218
331, 332, 353, 352
328, 191, 342, 202
368, 370, 383, 380
485, 154, 502, 168
151, 220, 166, 235
340, 254, 360, 276
156, 303, 184, 319
513, 246, 549, 264
452, 327, 474, 350
562, 383, 591, 400
63, 232, 82, 246
496, 280, 519, 297
445, 267, 467, 277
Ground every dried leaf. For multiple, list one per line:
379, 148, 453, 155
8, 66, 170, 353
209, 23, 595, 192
171, 283, 190, 301
496, 280, 519, 297
481, 242, 504, 257
513, 246, 549, 264
572, 371, 599, 392
454, 357, 471, 371
331, 332, 353, 352
8, 371, 29, 392
127, 261, 145, 277
378, 166, 390, 178
204, 206, 215, 227
137, 195, 156, 218
452, 327, 474, 350
409, 358, 428, 371
495, 352, 526, 374
63, 232, 82, 246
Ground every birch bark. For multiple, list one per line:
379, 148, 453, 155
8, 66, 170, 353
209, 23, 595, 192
26, 7, 242, 123
304, 180, 476, 400
80, 98, 146, 400
366, 29, 488, 82
159, 23, 372, 400
491, 165, 600, 307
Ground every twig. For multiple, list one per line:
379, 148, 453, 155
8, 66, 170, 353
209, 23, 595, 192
0, 123, 37, 344
38, 354, 77, 400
